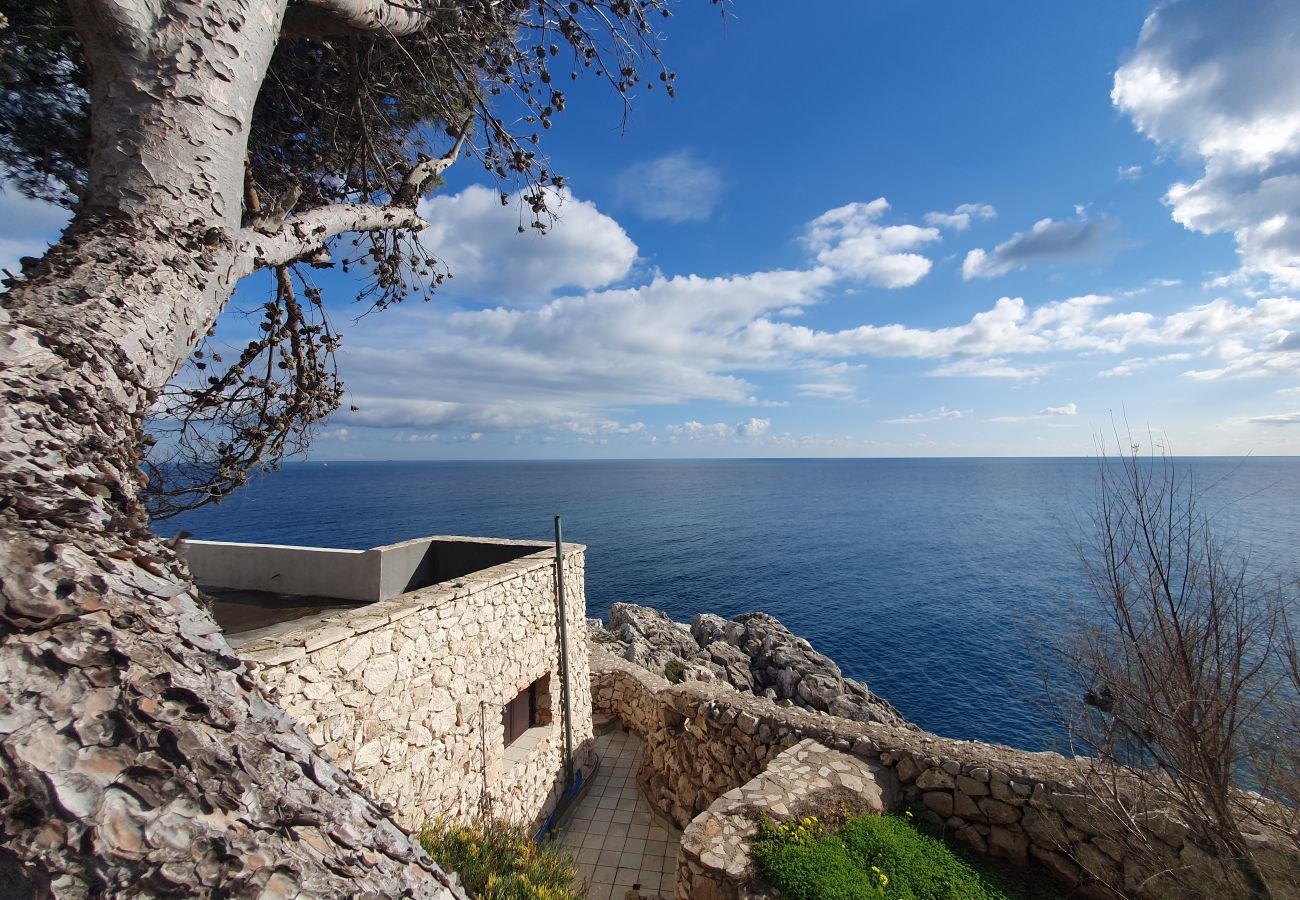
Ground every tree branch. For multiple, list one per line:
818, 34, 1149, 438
71, 0, 156, 49
394, 118, 471, 207
292, 0, 440, 37
238, 203, 427, 274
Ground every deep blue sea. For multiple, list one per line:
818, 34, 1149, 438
168, 457, 1300, 751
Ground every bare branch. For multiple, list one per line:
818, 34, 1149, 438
238, 203, 427, 274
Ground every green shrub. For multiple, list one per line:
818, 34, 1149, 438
664, 659, 687, 683
418, 817, 586, 900
753, 811, 1060, 900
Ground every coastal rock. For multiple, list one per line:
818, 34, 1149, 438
591, 602, 915, 729
607, 602, 701, 678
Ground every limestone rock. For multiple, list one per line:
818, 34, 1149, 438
592, 603, 914, 729
607, 603, 700, 676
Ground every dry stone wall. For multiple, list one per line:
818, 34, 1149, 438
591, 647, 1298, 900
234, 545, 593, 833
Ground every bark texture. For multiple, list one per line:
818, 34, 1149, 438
0, 0, 459, 895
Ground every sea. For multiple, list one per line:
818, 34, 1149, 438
167, 457, 1300, 752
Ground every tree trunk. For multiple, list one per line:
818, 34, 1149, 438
0, 1, 457, 895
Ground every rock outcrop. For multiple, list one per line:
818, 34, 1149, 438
590, 603, 913, 729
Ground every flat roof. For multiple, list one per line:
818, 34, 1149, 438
205, 586, 368, 643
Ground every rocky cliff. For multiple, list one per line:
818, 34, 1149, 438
589, 603, 913, 730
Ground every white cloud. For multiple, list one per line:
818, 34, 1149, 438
1098, 352, 1192, 377
416, 185, 636, 300
803, 199, 940, 287
795, 383, 856, 398
929, 357, 1046, 379
1182, 348, 1300, 381
962, 215, 1118, 280
611, 150, 724, 223
989, 403, 1078, 424
315, 187, 1300, 440
666, 418, 770, 441
923, 202, 996, 231
1249, 410, 1300, 425
882, 406, 965, 425
1117, 165, 1144, 181
1113, 0, 1300, 288
794, 362, 863, 399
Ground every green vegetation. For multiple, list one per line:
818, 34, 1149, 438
753, 811, 1060, 900
664, 659, 687, 683
418, 818, 587, 900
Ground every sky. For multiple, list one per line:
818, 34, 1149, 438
5, 0, 1300, 459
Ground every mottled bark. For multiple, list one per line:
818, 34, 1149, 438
0, 0, 458, 895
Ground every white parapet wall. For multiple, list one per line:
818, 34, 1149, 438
183, 535, 551, 603
183, 540, 379, 601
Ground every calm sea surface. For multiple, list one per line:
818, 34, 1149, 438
168, 457, 1300, 750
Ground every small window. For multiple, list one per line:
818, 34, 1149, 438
503, 681, 537, 748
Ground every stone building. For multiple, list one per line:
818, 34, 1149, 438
184, 535, 593, 833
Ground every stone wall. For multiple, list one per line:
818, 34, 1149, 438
233, 543, 594, 833
591, 647, 1299, 900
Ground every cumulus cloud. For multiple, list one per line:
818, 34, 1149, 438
923, 202, 996, 231
612, 150, 724, 223
1113, 0, 1300, 288
1181, 328, 1300, 380
882, 407, 965, 425
417, 185, 636, 300
1118, 165, 1144, 181
316, 185, 1300, 441
666, 418, 771, 441
962, 215, 1118, 279
803, 199, 940, 287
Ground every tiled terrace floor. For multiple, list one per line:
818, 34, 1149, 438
555, 729, 681, 900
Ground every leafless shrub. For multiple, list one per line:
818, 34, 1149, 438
1044, 433, 1299, 899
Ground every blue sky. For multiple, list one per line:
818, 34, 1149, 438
5, 0, 1300, 458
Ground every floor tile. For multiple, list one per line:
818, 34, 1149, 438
556, 729, 681, 895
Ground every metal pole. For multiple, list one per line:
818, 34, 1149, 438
554, 515, 575, 790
